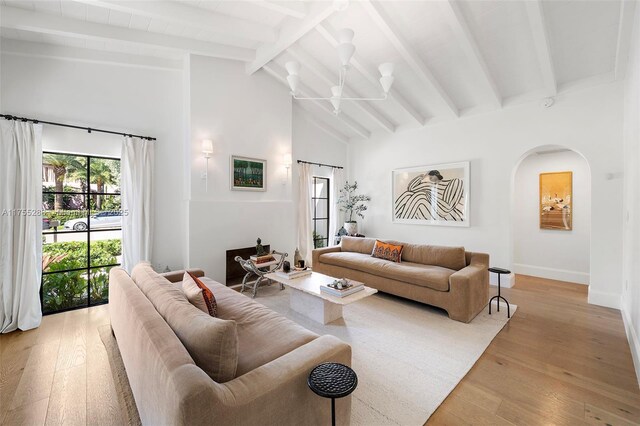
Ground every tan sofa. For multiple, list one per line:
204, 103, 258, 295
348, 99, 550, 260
109, 263, 351, 426
313, 237, 489, 323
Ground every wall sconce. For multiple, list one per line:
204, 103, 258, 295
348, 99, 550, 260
283, 153, 292, 184
202, 139, 213, 192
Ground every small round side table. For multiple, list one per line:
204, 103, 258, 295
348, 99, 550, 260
308, 362, 358, 426
488, 267, 511, 318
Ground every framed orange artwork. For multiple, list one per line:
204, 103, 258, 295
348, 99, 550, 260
539, 171, 572, 230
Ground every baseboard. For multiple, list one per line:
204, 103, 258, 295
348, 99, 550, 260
621, 303, 640, 389
587, 289, 621, 309
512, 263, 589, 285
489, 273, 514, 288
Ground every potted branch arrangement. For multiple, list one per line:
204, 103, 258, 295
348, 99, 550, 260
338, 181, 371, 236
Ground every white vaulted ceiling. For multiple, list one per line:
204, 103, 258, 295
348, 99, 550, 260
0, 0, 636, 141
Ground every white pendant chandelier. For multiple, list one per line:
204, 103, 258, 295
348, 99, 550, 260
285, 28, 395, 115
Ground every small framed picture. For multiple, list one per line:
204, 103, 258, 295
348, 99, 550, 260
230, 156, 267, 191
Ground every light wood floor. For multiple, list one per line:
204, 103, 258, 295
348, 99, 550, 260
429, 275, 640, 425
1, 275, 639, 425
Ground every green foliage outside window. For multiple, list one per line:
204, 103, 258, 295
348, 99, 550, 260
42, 239, 120, 312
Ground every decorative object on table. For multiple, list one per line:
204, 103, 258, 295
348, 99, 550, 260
298, 260, 306, 269
275, 267, 312, 280
320, 278, 364, 298
255, 237, 266, 255
283, 260, 291, 273
235, 250, 288, 298
250, 253, 276, 264
284, 27, 395, 115
392, 161, 470, 227
488, 267, 511, 318
334, 226, 349, 245
539, 171, 572, 230
231, 155, 266, 191
294, 247, 303, 267
307, 362, 358, 426
338, 181, 371, 236
371, 240, 403, 263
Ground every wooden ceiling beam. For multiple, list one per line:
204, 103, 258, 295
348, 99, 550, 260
361, 0, 459, 118
0, 6, 254, 61
246, 2, 335, 75
71, 0, 276, 44
249, 1, 307, 19
614, 0, 637, 80
440, 0, 501, 108
525, 0, 557, 96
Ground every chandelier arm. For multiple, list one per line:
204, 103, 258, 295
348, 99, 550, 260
292, 95, 336, 100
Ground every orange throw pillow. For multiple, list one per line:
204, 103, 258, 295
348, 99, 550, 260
182, 271, 218, 317
371, 240, 403, 263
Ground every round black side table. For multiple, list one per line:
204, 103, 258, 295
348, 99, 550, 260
308, 362, 358, 426
488, 267, 511, 318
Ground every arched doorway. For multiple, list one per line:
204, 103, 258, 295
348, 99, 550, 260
509, 145, 592, 287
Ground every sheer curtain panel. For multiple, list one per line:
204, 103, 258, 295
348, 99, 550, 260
297, 162, 314, 265
121, 137, 154, 272
0, 120, 43, 333
329, 167, 345, 245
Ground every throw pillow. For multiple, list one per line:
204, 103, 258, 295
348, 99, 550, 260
182, 271, 218, 317
371, 240, 404, 263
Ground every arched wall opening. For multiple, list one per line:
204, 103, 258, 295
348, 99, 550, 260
509, 145, 592, 287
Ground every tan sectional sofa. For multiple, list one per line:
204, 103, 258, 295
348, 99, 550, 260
109, 263, 351, 425
313, 237, 489, 323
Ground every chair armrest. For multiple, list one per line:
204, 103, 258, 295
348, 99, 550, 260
160, 269, 205, 283
205, 335, 352, 425
312, 246, 342, 267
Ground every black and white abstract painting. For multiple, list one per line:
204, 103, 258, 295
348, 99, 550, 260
392, 162, 470, 227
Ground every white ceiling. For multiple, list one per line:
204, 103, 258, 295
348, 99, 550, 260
0, 0, 636, 141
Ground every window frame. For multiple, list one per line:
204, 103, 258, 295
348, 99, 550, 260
311, 176, 330, 249
41, 151, 122, 315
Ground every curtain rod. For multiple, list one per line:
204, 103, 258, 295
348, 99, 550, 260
297, 159, 344, 169
0, 114, 156, 141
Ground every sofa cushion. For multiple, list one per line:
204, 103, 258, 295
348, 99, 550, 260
198, 277, 318, 377
341, 236, 376, 254
319, 252, 453, 291
387, 241, 467, 271
131, 263, 238, 383
182, 271, 218, 317
371, 240, 403, 263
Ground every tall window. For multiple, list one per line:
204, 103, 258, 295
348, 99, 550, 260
312, 176, 330, 248
41, 152, 122, 314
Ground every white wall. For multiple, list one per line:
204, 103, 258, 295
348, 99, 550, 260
186, 59, 349, 283
621, 5, 640, 386
513, 150, 591, 284
0, 51, 186, 272
349, 82, 624, 308
187, 54, 293, 283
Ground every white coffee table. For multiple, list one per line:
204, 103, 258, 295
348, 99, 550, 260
265, 271, 377, 324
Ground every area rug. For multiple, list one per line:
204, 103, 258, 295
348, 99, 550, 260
98, 325, 142, 426
255, 285, 516, 425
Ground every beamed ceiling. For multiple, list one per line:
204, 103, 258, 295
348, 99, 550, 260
0, 0, 636, 142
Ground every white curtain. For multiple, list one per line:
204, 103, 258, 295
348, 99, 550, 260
297, 163, 314, 265
0, 120, 43, 333
121, 137, 154, 273
329, 167, 345, 246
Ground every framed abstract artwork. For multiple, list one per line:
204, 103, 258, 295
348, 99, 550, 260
392, 161, 470, 227
539, 171, 572, 230
230, 156, 267, 191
